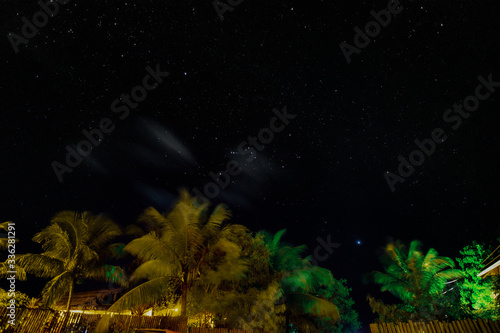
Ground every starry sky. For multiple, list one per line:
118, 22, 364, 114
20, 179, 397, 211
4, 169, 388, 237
1, 0, 500, 330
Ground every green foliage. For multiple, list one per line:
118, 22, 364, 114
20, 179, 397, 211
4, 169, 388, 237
259, 229, 341, 332
196, 232, 281, 330
188, 228, 360, 332
370, 240, 463, 321
238, 282, 284, 332
319, 279, 361, 332
491, 275, 500, 310
436, 286, 463, 320
13, 192, 362, 333
455, 241, 499, 319
366, 296, 414, 322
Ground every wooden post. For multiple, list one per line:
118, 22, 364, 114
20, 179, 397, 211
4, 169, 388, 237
369, 323, 380, 333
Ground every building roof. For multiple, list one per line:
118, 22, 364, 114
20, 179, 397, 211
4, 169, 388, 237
478, 244, 500, 278
478, 259, 500, 278
55, 289, 121, 310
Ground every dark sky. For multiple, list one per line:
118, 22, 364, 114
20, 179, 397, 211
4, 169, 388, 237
1, 0, 500, 330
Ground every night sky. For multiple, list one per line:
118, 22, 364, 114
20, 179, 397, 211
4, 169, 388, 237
1, 0, 500, 330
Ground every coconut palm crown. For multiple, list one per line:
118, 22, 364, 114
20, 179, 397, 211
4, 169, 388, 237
17, 211, 128, 311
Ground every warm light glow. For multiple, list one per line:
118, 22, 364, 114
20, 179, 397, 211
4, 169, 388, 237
61, 310, 132, 315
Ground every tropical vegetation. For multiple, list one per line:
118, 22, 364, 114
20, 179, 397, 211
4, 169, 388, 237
368, 240, 463, 321
2, 190, 499, 332
368, 239, 500, 322
15, 211, 128, 312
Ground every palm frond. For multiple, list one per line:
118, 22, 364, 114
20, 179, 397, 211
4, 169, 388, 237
96, 277, 174, 333
125, 224, 146, 238
283, 264, 333, 295
372, 239, 465, 309
107, 276, 171, 313
17, 253, 64, 278
204, 204, 231, 234
32, 223, 72, 261
164, 192, 206, 257
40, 271, 73, 307
131, 259, 179, 283
0, 262, 27, 280
425, 269, 463, 293
287, 293, 340, 322
125, 233, 180, 266
75, 244, 99, 266
271, 229, 287, 251
0, 221, 13, 232
408, 240, 422, 259
137, 207, 168, 232
86, 214, 122, 251
51, 211, 89, 246
0, 221, 14, 251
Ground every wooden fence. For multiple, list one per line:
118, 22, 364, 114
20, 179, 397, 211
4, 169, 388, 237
189, 327, 264, 333
370, 319, 500, 333
0, 308, 266, 333
0, 307, 181, 332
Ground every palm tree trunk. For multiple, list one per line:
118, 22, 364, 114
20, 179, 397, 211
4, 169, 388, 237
65, 280, 74, 313
179, 274, 188, 333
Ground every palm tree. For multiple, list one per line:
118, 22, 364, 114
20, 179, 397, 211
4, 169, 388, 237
260, 229, 340, 332
371, 240, 463, 320
0, 221, 14, 250
97, 189, 247, 333
0, 221, 27, 281
124, 207, 166, 238
17, 211, 128, 312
